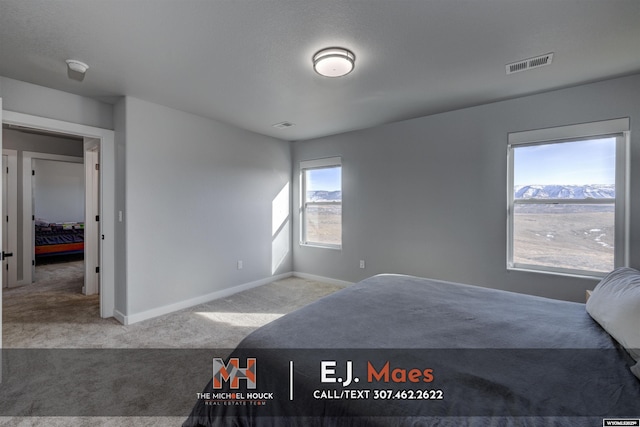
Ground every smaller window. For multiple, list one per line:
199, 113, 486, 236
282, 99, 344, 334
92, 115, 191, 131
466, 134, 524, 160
300, 157, 342, 249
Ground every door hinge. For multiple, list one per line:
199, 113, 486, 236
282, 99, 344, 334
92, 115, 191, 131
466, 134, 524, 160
95, 266, 100, 273
95, 215, 100, 222
95, 164, 100, 171
32, 260, 35, 266
32, 215, 35, 221
32, 170, 35, 176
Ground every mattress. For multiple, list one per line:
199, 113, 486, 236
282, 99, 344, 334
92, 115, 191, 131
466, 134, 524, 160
184, 274, 640, 426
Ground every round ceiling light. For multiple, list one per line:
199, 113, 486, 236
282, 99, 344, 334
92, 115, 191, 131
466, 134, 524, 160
313, 47, 355, 77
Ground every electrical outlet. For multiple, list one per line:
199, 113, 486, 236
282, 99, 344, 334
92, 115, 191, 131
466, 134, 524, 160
359, 260, 365, 269
237, 260, 243, 270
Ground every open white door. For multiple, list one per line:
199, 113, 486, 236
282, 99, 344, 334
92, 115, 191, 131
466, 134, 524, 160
2, 150, 18, 289
84, 138, 100, 295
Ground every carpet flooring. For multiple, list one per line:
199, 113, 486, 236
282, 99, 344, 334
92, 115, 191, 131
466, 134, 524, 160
1, 261, 345, 426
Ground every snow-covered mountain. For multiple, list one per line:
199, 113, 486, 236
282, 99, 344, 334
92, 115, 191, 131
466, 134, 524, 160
514, 184, 615, 199
307, 191, 342, 202
307, 186, 613, 202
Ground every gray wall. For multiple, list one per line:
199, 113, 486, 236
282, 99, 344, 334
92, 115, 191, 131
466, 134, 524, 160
0, 77, 113, 130
3, 128, 84, 157
292, 73, 640, 303
2, 76, 293, 322
33, 159, 84, 223
113, 98, 128, 316
3, 71, 639, 316
122, 96, 292, 316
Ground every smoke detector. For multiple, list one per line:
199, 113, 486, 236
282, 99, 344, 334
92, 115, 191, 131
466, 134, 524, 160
66, 59, 89, 74
506, 53, 554, 75
65, 59, 89, 81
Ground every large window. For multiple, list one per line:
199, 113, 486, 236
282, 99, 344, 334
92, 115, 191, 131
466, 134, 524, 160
507, 119, 629, 277
300, 157, 342, 249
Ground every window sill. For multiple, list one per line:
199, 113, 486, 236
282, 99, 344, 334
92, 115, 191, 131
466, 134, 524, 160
300, 242, 342, 251
507, 265, 605, 281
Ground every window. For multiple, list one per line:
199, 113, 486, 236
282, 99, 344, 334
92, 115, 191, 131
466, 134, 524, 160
507, 119, 629, 277
300, 157, 342, 248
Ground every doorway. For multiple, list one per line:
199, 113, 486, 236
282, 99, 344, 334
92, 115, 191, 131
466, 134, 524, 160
30, 155, 86, 294
1, 110, 115, 321
24, 151, 89, 292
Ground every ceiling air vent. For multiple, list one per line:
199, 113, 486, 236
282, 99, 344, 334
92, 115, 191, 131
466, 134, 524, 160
272, 121, 296, 129
506, 52, 554, 75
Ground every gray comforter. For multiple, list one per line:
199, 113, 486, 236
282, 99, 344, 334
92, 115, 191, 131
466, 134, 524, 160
184, 274, 640, 426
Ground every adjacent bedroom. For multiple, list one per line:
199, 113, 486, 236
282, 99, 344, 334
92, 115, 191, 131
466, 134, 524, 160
1, 126, 102, 345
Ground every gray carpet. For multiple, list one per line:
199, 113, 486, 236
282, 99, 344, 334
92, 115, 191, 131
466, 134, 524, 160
1, 261, 344, 425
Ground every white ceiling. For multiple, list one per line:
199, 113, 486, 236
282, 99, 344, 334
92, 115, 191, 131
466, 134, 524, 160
1, 0, 639, 141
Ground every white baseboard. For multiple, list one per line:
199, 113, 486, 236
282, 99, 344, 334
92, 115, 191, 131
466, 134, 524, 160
113, 309, 126, 325
292, 271, 353, 288
117, 272, 293, 325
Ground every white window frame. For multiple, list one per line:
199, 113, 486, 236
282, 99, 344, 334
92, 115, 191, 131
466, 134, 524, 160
507, 118, 630, 278
300, 157, 342, 249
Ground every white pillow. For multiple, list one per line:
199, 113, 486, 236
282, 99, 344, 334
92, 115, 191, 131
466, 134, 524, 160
587, 267, 640, 365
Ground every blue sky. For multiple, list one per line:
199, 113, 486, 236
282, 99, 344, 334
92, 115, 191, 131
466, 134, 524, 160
514, 137, 615, 186
306, 138, 614, 190
306, 167, 342, 191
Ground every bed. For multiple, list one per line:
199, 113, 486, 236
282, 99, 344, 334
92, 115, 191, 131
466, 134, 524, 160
34, 221, 84, 258
184, 269, 640, 426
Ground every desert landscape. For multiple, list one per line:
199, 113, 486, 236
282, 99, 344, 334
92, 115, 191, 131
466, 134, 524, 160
305, 186, 615, 273
304, 205, 342, 246
513, 204, 614, 272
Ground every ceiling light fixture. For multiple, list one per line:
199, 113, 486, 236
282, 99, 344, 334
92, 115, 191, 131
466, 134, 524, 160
313, 47, 355, 77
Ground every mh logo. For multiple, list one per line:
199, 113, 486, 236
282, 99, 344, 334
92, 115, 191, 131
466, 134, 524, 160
213, 358, 257, 389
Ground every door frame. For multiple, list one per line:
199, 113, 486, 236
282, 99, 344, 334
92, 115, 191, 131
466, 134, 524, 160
2, 149, 18, 288
84, 138, 100, 296
2, 110, 115, 319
